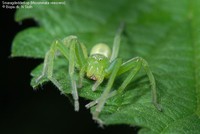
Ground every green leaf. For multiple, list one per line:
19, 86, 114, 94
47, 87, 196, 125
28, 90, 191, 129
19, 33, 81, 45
12, 0, 200, 133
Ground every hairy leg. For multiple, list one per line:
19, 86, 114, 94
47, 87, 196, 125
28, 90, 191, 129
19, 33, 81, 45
86, 57, 161, 120
110, 22, 125, 62
36, 40, 69, 88
36, 36, 88, 111
117, 57, 161, 111
88, 59, 122, 125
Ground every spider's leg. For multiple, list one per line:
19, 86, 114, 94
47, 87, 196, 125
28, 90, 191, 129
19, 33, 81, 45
78, 65, 85, 88
141, 58, 162, 111
86, 57, 141, 109
117, 57, 161, 111
77, 43, 88, 88
92, 78, 104, 91
36, 40, 69, 89
74, 42, 88, 88
36, 36, 88, 111
85, 90, 117, 108
117, 57, 142, 93
68, 41, 79, 111
63, 36, 88, 67
85, 56, 124, 108
92, 58, 122, 125
110, 23, 124, 62
68, 38, 88, 111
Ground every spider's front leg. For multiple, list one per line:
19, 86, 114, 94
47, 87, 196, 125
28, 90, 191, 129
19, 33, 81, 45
93, 57, 162, 111
35, 39, 70, 91
36, 36, 88, 111
87, 57, 161, 125
88, 58, 122, 125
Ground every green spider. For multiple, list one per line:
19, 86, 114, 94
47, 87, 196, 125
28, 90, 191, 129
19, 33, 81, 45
36, 23, 161, 125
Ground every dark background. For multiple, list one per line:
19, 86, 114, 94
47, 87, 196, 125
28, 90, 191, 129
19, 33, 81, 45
1, 1, 139, 134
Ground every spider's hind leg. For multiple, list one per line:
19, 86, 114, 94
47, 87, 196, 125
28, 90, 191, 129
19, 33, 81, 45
117, 57, 162, 111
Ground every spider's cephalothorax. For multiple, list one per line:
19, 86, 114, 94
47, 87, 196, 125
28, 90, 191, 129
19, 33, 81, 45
86, 54, 109, 81
86, 43, 111, 81
36, 23, 161, 126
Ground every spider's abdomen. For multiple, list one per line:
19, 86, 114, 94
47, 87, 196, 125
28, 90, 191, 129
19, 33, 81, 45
86, 54, 109, 81
90, 43, 111, 59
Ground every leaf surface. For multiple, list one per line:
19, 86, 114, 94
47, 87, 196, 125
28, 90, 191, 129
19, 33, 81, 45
12, 0, 200, 133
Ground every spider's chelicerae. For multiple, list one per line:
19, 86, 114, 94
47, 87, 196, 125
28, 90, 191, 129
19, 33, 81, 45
36, 23, 161, 125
